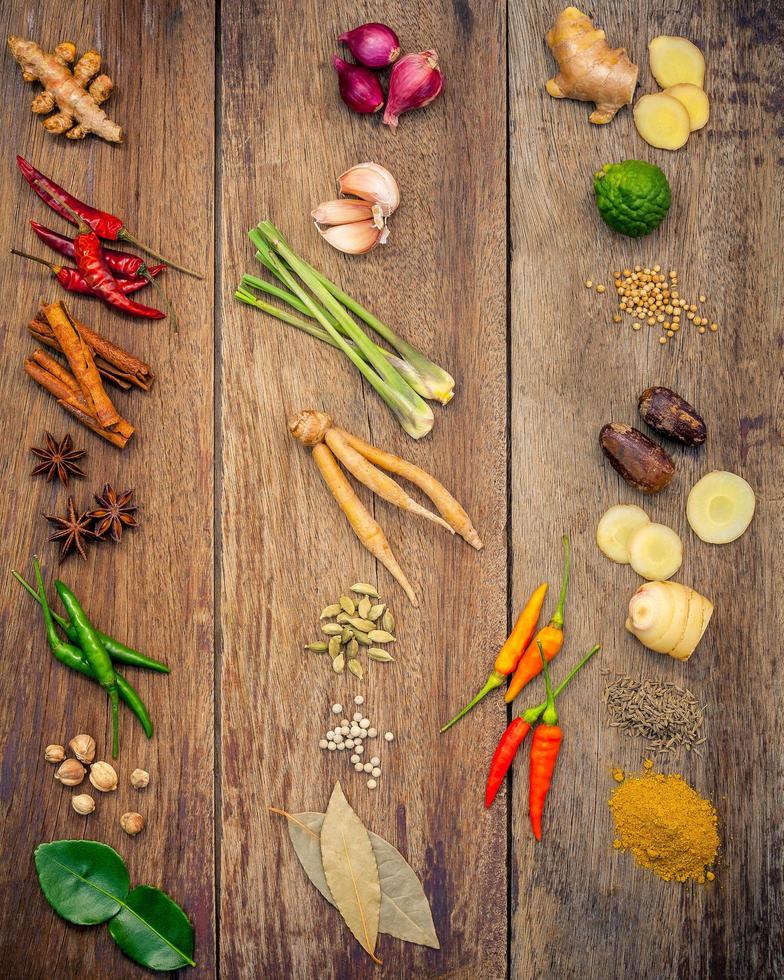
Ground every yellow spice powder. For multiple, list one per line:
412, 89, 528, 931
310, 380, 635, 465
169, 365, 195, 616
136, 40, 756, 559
609, 768, 719, 883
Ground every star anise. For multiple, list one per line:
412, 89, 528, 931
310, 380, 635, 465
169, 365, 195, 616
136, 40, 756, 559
89, 484, 139, 542
45, 496, 97, 562
30, 432, 87, 486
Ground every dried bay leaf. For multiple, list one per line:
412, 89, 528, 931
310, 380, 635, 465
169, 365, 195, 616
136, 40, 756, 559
275, 811, 440, 949
320, 782, 381, 962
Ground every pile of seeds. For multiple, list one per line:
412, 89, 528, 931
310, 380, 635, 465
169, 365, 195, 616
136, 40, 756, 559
602, 672, 707, 755
304, 583, 396, 680
318, 695, 395, 790
586, 264, 718, 345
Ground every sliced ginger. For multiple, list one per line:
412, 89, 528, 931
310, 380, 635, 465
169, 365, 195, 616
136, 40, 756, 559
687, 471, 755, 544
596, 504, 650, 563
648, 36, 705, 89
627, 522, 683, 581
545, 7, 639, 124
634, 92, 690, 149
665, 83, 710, 131
7, 36, 123, 143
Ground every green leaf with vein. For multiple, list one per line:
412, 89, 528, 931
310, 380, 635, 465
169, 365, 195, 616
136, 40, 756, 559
272, 810, 440, 949
34, 841, 196, 971
34, 841, 130, 925
108, 885, 196, 971
320, 782, 382, 962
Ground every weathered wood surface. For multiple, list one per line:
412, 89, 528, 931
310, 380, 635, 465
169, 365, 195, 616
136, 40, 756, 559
0, 0, 782, 978
0, 1, 216, 977
218, 1, 507, 977
510, 2, 783, 978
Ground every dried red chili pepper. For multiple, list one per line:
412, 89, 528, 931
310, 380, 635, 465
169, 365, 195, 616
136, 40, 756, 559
30, 221, 162, 279
17, 156, 202, 279
30, 185, 166, 320
11, 249, 161, 297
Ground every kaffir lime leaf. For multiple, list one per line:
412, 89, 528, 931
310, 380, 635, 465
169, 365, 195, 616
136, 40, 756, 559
594, 161, 671, 238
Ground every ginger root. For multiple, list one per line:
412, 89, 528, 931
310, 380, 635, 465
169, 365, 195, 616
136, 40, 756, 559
545, 7, 638, 124
8, 36, 123, 143
633, 92, 690, 150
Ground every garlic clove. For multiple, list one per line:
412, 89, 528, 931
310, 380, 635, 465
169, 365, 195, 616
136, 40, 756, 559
337, 162, 400, 217
311, 199, 375, 226
316, 218, 388, 255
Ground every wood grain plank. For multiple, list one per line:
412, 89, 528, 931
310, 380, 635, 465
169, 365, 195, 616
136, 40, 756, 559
0, 2, 216, 976
510, 2, 783, 977
219, 1, 507, 976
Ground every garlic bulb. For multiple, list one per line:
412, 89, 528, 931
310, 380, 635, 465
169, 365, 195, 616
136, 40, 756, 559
313, 162, 399, 255
337, 162, 400, 216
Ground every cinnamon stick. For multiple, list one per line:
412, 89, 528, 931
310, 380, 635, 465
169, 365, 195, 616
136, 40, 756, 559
41, 301, 120, 429
29, 315, 154, 391
25, 352, 134, 448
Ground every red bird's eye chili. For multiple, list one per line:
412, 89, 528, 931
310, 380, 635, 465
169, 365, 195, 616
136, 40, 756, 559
18, 155, 203, 279
485, 643, 599, 809
11, 248, 162, 297
30, 220, 164, 279
528, 642, 563, 840
440, 581, 549, 733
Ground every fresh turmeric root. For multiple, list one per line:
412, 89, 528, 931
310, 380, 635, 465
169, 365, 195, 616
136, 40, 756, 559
8, 36, 123, 143
545, 7, 638, 124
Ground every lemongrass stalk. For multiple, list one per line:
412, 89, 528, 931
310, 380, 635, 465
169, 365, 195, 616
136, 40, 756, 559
243, 259, 439, 402
250, 228, 433, 438
238, 286, 438, 391
308, 267, 455, 405
258, 222, 433, 426
241, 274, 311, 316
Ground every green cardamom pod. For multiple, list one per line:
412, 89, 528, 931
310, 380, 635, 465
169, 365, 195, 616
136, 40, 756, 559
332, 653, 345, 673
328, 636, 342, 659
368, 603, 385, 621
348, 617, 376, 632
368, 629, 395, 643
321, 624, 342, 636
305, 642, 328, 653
340, 626, 354, 645
347, 659, 364, 679
339, 595, 356, 616
368, 648, 395, 662
382, 610, 395, 633
320, 604, 342, 619
350, 582, 380, 598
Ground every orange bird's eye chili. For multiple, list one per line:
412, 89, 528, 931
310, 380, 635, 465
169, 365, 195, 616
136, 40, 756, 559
439, 581, 548, 732
505, 535, 571, 703
485, 643, 599, 808
528, 642, 563, 840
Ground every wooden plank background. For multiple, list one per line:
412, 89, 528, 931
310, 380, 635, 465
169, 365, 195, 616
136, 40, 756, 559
0, 1, 781, 978
510, 2, 783, 978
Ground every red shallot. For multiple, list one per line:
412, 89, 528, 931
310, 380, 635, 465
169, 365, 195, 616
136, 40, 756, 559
383, 50, 444, 128
338, 22, 401, 68
332, 56, 384, 114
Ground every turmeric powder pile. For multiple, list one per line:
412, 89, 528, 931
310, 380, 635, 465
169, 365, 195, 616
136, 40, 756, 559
609, 764, 719, 883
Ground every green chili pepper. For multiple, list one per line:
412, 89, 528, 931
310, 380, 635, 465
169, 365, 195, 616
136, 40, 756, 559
12, 571, 169, 673
32, 562, 119, 758
45, 638, 153, 738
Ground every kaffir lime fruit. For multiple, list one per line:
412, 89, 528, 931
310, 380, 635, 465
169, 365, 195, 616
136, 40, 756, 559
594, 161, 671, 238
